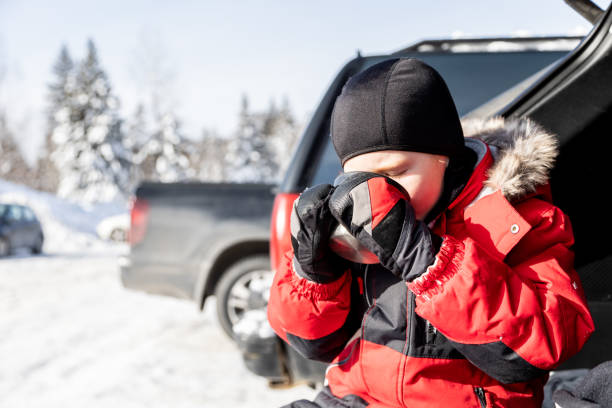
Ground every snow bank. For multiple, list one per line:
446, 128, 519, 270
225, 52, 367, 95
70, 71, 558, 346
0, 252, 316, 407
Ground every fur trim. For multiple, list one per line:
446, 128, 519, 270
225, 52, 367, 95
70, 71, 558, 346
461, 116, 559, 202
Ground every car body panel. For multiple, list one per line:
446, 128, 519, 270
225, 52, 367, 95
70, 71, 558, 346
0, 203, 43, 255
120, 182, 275, 307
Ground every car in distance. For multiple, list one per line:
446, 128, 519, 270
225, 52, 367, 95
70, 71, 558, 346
0, 203, 44, 257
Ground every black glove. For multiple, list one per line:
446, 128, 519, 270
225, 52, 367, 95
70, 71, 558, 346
328, 171, 442, 282
290, 184, 349, 283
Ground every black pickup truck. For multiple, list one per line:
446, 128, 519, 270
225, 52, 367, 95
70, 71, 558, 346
120, 182, 275, 337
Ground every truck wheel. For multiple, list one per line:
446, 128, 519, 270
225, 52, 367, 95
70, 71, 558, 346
31, 234, 43, 254
110, 228, 126, 242
215, 255, 274, 339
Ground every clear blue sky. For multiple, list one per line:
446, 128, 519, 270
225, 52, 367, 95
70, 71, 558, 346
0, 0, 606, 164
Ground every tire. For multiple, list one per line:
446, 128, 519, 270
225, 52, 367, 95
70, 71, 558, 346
110, 228, 126, 242
31, 234, 43, 255
215, 254, 274, 339
0, 237, 10, 257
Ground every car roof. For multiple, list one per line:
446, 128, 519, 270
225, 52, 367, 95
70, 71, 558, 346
393, 35, 583, 54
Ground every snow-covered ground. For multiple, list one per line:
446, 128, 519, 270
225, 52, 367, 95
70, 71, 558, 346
0, 180, 316, 407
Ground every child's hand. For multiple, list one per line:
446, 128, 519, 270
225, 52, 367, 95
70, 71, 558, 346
329, 171, 441, 281
290, 184, 350, 283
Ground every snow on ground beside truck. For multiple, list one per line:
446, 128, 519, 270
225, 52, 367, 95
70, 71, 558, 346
0, 180, 316, 407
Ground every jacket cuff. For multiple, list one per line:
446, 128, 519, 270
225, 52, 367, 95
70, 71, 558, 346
407, 235, 465, 300
287, 254, 351, 301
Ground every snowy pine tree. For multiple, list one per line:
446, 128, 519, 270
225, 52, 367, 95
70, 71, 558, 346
38, 45, 74, 193
136, 110, 195, 183
50, 39, 132, 203
125, 104, 149, 153
48, 45, 74, 112
0, 42, 36, 186
225, 95, 301, 183
123, 103, 150, 188
194, 129, 230, 182
125, 102, 195, 183
0, 110, 33, 184
226, 95, 278, 182
126, 33, 197, 184
263, 96, 301, 180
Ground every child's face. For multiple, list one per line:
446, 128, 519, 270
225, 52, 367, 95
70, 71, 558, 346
343, 150, 448, 221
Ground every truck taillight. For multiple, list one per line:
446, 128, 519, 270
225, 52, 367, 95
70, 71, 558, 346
269, 193, 299, 273
128, 197, 149, 246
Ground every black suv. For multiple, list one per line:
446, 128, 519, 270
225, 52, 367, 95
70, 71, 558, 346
238, 0, 612, 391
0, 203, 44, 256
236, 36, 581, 386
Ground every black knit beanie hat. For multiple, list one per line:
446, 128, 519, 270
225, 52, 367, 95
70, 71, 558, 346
331, 57, 466, 165
331, 57, 476, 224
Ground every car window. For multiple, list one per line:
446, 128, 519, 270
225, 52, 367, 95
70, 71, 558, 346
23, 207, 35, 221
0, 204, 6, 218
6, 205, 23, 222
310, 133, 343, 186
308, 51, 569, 187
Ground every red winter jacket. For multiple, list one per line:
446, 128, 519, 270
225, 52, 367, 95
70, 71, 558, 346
267, 116, 594, 408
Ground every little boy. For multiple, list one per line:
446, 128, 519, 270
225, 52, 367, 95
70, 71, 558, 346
267, 58, 594, 407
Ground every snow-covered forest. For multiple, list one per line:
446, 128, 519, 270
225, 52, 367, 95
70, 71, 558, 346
0, 38, 302, 204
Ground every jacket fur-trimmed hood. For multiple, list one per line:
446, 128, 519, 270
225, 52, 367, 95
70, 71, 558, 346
460, 116, 559, 202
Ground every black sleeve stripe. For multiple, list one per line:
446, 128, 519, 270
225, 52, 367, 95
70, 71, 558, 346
287, 327, 354, 364
449, 340, 548, 384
